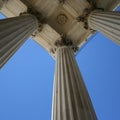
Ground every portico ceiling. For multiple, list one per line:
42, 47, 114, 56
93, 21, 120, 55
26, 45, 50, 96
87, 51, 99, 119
0, 0, 119, 57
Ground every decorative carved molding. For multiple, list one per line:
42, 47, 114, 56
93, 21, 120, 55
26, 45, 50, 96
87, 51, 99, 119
31, 24, 43, 38
20, 6, 46, 37
55, 34, 73, 46
58, 0, 65, 4
20, 7, 46, 24
88, 10, 120, 44
56, 14, 68, 25
86, 0, 96, 8
27, 7, 46, 24
77, 4, 104, 29
50, 34, 79, 56
54, 34, 79, 53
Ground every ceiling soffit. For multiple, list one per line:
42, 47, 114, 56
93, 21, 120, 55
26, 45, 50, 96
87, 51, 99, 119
19, 0, 92, 56
1, 0, 120, 57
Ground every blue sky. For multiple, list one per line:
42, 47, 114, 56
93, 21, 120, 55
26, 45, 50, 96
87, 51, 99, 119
0, 7, 120, 120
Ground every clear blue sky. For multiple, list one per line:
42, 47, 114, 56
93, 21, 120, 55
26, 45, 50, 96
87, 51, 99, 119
0, 7, 120, 120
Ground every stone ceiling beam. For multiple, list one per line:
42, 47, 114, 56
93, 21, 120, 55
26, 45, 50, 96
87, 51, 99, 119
0, 0, 27, 17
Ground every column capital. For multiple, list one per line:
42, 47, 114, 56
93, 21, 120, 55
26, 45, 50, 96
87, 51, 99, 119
20, 6, 46, 24
77, 8, 104, 29
87, 10, 120, 44
20, 6, 46, 38
58, 0, 65, 4
50, 35, 79, 55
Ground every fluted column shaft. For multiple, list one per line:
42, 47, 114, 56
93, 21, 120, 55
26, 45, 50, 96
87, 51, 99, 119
52, 46, 97, 120
0, 14, 38, 68
88, 11, 120, 44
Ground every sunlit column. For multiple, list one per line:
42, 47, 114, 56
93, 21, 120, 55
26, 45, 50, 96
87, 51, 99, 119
88, 10, 120, 44
52, 46, 97, 120
0, 14, 38, 68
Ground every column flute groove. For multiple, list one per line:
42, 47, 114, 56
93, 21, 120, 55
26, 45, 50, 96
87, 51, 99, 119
0, 14, 39, 68
52, 46, 97, 120
88, 11, 120, 44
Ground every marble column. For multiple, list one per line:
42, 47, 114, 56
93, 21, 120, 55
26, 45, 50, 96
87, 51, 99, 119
0, 14, 38, 68
88, 11, 120, 44
52, 46, 97, 120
